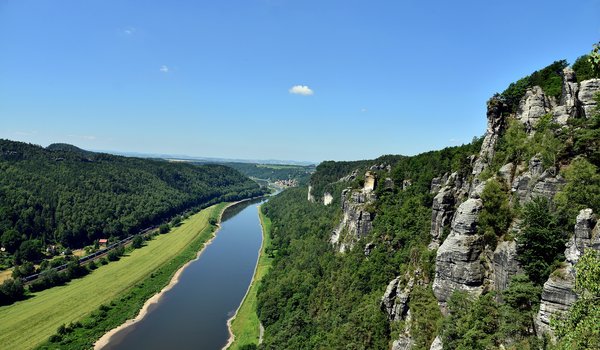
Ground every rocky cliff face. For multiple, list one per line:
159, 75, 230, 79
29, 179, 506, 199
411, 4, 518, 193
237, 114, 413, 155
330, 172, 377, 253
432, 70, 600, 318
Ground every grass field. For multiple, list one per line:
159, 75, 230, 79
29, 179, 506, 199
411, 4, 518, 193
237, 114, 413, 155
0, 203, 227, 350
228, 206, 273, 349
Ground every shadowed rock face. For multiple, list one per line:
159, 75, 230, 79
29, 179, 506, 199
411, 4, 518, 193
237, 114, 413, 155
433, 198, 485, 304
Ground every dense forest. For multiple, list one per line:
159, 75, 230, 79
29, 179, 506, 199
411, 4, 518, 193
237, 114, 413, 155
0, 140, 265, 266
257, 142, 482, 349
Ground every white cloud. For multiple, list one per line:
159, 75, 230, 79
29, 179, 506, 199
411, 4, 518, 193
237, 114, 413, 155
360, 108, 368, 113
160, 65, 169, 73
449, 138, 460, 143
289, 85, 314, 96
123, 27, 136, 35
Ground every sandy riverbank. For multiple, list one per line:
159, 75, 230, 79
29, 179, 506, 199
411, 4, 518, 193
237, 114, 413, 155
93, 200, 250, 350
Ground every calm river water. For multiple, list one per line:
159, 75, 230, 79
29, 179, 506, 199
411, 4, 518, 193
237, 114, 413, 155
103, 198, 266, 350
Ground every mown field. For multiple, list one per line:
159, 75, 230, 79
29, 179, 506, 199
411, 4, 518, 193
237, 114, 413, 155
228, 206, 273, 349
0, 203, 227, 350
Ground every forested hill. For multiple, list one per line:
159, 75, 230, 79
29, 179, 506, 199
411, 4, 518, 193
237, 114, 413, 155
0, 139, 265, 254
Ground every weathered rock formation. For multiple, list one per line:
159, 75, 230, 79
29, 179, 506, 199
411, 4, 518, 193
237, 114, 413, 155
381, 275, 414, 321
511, 156, 565, 204
552, 67, 579, 124
517, 86, 553, 131
433, 198, 485, 304
331, 172, 377, 252
472, 96, 510, 178
323, 192, 333, 205
535, 209, 600, 335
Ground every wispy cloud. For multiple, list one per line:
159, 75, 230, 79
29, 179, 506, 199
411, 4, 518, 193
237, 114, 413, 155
449, 138, 461, 143
160, 65, 170, 73
69, 134, 97, 141
360, 108, 368, 113
289, 85, 314, 96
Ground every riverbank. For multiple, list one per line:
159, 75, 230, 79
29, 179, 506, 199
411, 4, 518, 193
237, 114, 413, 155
93, 200, 245, 349
0, 203, 224, 350
224, 205, 273, 349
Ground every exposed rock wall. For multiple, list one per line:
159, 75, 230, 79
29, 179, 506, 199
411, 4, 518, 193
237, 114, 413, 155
433, 198, 485, 304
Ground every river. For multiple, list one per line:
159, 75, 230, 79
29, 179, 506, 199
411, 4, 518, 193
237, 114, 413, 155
102, 198, 266, 350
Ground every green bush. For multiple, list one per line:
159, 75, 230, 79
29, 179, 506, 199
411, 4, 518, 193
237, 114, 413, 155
516, 197, 566, 285
131, 235, 143, 249
572, 55, 600, 82
159, 224, 170, 234
478, 179, 512, 244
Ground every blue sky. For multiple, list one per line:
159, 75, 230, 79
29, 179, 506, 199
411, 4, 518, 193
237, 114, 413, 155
1, 1, 599, 162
